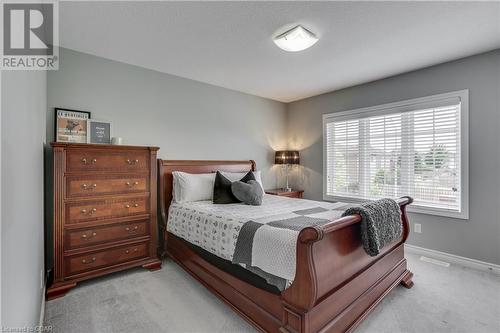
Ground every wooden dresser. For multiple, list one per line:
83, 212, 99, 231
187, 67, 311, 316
47, 143, 161, 299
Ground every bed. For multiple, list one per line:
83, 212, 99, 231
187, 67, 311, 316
158, 159, 414, 333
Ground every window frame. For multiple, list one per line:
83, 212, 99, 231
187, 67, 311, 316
322, 90, 469, 219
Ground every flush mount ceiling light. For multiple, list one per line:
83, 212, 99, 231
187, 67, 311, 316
273, 25, 318, 52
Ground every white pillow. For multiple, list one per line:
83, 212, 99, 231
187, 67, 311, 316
172, 171, 216, 203
221, 170, 265, 194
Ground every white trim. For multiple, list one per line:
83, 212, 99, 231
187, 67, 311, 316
323, 89, 469, 219
39, 286, 46, 326
404, 244, 500, 275
322, 90, 466, 121
0, 69, 2, 327
322, 118, 328, 201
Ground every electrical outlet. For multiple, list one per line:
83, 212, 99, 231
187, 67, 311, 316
414, 223, 422, 233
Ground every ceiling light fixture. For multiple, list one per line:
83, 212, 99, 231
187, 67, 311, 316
273, 25, 318, 52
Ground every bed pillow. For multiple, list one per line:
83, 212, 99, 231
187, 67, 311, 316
221, 170, 264, 194
213, 171, 256, 204
231, 180, 263, 206
172, 171, 216, 203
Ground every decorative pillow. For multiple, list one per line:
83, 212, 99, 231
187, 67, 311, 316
213, 171, 256, 204
231, 180, 263, 206
221, 170, 264, 194
172, 171, 216, 203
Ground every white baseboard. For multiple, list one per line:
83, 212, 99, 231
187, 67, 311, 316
39, 286, 46, 326
404, 244, 500, 275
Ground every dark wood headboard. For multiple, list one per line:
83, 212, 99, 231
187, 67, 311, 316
157, 159, 256, 229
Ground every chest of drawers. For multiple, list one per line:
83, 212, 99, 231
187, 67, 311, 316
47, 143, 161, 300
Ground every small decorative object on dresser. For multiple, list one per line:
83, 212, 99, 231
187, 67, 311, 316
111, 136, 123, 145
87, 119, 112, 144
265, 188, 304, 198
55, 108, 91, 143
274, 150, 300, 192
47, 143, 161, 300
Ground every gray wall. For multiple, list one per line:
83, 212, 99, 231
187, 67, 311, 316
287, 50, 500, 265
46, 48, 500, 266
47, 48, 287, 188
1, 71, 47, 326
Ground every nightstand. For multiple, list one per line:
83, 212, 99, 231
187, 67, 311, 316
265, 189, 304, 198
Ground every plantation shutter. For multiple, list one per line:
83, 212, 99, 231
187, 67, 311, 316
325, 97, 462, 214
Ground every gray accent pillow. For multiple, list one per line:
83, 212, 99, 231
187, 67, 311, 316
231, 180, 263, 206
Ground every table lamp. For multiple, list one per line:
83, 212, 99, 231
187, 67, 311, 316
274, 150, 300, 192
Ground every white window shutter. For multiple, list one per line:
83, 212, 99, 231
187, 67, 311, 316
323, 90, 468, 218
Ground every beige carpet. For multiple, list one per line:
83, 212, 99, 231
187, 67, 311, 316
45, 252, 500, 333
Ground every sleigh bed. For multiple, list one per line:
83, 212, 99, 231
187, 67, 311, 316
158, 159, 414, 333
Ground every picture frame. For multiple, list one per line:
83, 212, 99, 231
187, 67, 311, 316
55, 108, 91, 143
87, 119, 112, 144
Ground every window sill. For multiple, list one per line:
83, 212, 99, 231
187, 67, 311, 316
323, 194, 468, 220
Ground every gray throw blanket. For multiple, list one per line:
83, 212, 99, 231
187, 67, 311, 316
342, 198, 402, 256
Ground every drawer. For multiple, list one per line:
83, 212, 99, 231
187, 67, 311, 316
65, 242, 149, 276
65, 219, 149, 250
66, 196, 149, 224
66, 175, 149, 198
66, 149, 149, 172
279, 192, 301, 198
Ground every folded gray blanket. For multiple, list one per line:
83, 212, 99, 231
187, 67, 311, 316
342, 198, 402, 256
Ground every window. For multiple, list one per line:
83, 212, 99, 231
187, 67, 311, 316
323, 90, 469, 219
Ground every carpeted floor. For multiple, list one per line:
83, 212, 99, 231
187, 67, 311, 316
44, 252, 500, 333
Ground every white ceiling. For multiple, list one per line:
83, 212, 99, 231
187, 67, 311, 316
60, 1, 500, 103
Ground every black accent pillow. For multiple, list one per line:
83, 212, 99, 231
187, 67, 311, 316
213, 171, 256, 204
239, 170, 256, 183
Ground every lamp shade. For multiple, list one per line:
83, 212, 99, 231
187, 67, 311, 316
275, 150, 300, 165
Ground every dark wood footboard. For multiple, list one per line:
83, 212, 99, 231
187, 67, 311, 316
158, 159, 414, 333
280, 197, 413, 333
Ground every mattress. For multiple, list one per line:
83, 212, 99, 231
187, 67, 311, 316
167, 195, 353, 290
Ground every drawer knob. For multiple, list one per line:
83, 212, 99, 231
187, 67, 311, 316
81, 232, 97, 240
125, 181, 139, 187
81, 158, 97, 165
125, 203, 139, 208
126, 159, 139, 165
81, 208, 97, 214
81, 257, 96, 264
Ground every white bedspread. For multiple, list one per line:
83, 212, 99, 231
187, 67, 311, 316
167, 195, 351, 288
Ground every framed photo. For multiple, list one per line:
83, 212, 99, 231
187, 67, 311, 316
55, 108, 91, 143
87, 119, 112, 144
